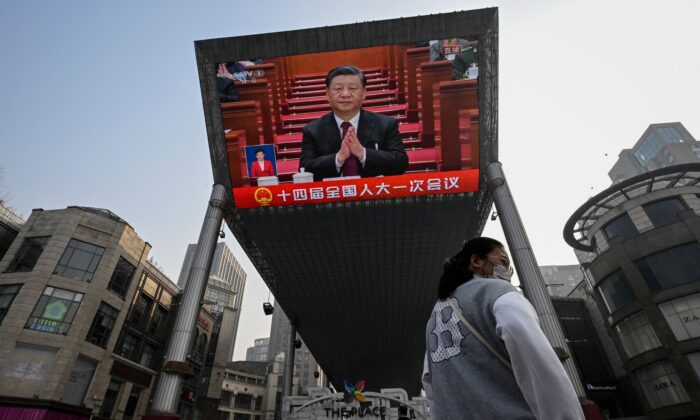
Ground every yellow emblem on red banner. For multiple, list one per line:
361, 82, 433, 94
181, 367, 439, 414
254, 187, 273, 206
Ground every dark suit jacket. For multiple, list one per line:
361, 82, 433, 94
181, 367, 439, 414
299, 109, 408, 181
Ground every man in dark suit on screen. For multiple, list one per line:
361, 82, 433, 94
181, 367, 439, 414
299, 65, 408, 181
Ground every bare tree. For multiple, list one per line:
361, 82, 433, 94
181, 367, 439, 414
0, 166, 25, 221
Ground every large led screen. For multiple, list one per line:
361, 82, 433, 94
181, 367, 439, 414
216, 37, 482, 208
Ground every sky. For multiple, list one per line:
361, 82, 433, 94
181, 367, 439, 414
1, 0, 698, 361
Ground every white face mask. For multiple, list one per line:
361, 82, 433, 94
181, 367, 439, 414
492, 262, 514, 282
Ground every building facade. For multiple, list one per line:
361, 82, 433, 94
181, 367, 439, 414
565, 162, 700, 418
177, 242, 246, 359
177, 242, 247, 419
540, 264, 585, 297
539, 263, 644, 417
267, 306, 322, 393
246, 338, 270, 362
552, 297, 640, 417
608, 122, 698, 183
0, 206, 173, 419
217, 359, 292, 420
170, 294, 217, 420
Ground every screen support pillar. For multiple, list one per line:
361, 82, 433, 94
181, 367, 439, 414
283, 321, 297, 397
145, 184, 227, 420
486, 162, 587, 398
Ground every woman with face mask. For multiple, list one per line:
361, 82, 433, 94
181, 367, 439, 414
423, 237, 584, 420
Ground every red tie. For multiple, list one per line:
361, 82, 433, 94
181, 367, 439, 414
341, 121, 360, 176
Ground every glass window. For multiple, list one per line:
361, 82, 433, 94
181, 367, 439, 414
148, 306, 167, 335
597, 270, 636, 313
688, 352, 700, 382
643, 198, 685, 227
657, 149, 675, 166
615, 311, 661, 358
5, 236, 50, 273
142, 276, 158, 297
692, 145, 700, 159
634, 132, 663, 166
553, 294, 616, 385
636, 243, 700, 290
197, 333, 208, 354
205, 288, 230, 316
25, 286, 84, 335
221, 390, 232, 406
123, 387, 141, 420
0, 284, 22, 325
99, 380, 121, 418
86, 302, 119, 348
54, 239, 105, 282
635, 360, 689, 409
117, 333, 140, 361
634, 129, 684, 167
61, 355, 97, 405
235, 393, 253, 409
659, 293, 700, 341
108, 257, 136, 298
658, 126, 683, 143
603, 214, 637, 240
159, 290, 172, 308
129, 293, 154, 327
140, 343, 155, 368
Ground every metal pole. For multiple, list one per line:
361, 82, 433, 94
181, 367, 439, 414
486, 162, 586, 397
147, 184, 227, 418
283, 322, 297, 397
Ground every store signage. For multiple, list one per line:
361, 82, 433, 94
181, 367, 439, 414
28, 318, 61, 333
285, 385, 424, 420
320, 406, 387, 418
586, 383, 617, 392
198, 314, 210, 329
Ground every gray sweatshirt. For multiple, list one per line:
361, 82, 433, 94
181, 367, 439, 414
424, 277, 584, 420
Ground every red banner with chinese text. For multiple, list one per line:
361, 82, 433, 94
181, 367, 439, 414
232, 169, 479, 209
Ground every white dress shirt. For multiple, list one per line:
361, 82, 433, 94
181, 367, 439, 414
493, 291, 584, 419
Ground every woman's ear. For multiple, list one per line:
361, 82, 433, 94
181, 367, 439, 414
469, 254, 482, 274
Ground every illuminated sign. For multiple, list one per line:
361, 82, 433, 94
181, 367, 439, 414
233, 169, 478, 209
200, 10, 497, 400
217, 35, 481, 209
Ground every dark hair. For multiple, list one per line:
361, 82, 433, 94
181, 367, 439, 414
398, 406, 408, 415
255, 148, 265, 155
437, 237, 503, 299
325, 65, 367, 87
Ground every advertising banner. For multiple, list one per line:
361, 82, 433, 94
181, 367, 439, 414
233, 169, 478, 208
